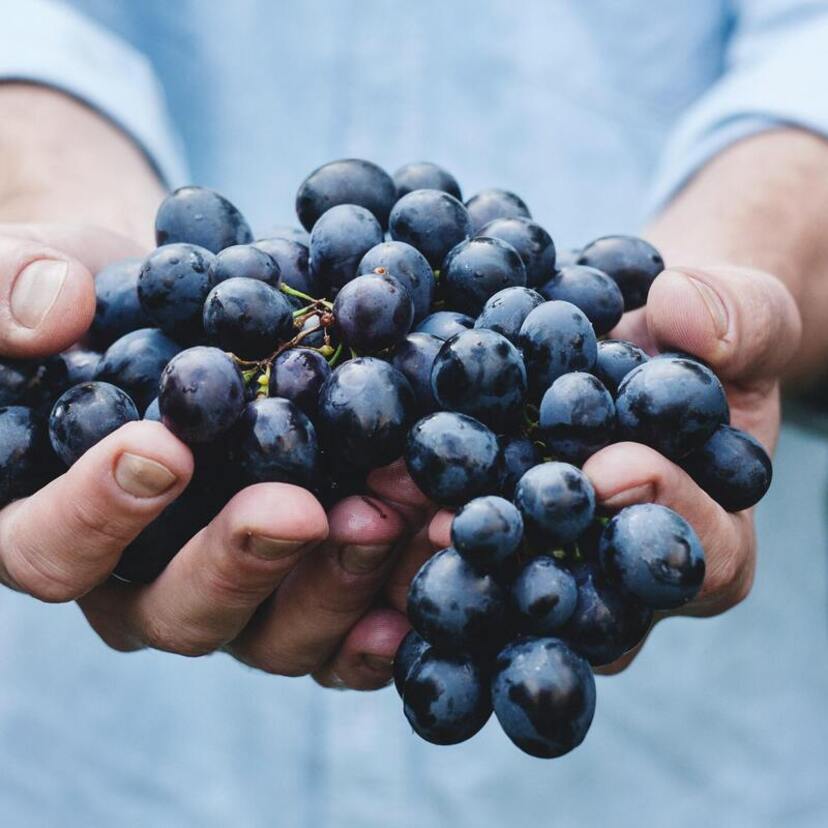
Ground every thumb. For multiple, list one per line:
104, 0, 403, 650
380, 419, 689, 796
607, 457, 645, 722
645, 265, 802, 383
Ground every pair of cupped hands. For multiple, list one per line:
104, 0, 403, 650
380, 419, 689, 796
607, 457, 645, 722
0, 221, 801, 687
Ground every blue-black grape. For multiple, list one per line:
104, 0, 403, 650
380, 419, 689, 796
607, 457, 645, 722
155, 185, 252, 253
478, 217, 556, 286
415, 311, 475, 340
309, 204, 383, 293
518, 301, 598, 399
497, 435, 542, 499
158, 346, 245, 443
254, 237, 320, 297
260, 225, 309, 246
474, 286, 544, 343
615, 356, 729, 459
90, 257, 153, 348
681, 424, 772, 512
514, 462, 595, 546
431, 328, 527, 431
95, 328, 182, 413
464, 188, 531, 234
511, 557, 578, 634
442, 237, 527, 316
402, 649, 491, 746
0, 406, 49, 505
405, 411, 499, 506
389, 189, 472, 269
333, 271, 414, 353
577, 235, 663, 311
59, 348, 102, 386
393, 162, 462, 201
393, 628, 430, 696
49, 382, 139, 466
408, 546, 506, 652
388, 332, 442, 415
318, 357, 414, 469
491, 637, 595, 758
554, 247, 581, 270
271, 348, 331, 418
599, 504, 705, 610
207, 244, 281, 287
138, 243, 216, 344
296, 158, 396, 231
358, 240, 435, 322
540, 265, 624, 335
593, 339, 649, 395
538, 372, 615, 464
203, 277, 295, 360
0, 359, 35, 406
451, 495, 523, 571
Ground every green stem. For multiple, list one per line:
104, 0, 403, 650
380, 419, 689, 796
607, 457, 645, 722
280, 283, 317, 304
327, 342, 344, 367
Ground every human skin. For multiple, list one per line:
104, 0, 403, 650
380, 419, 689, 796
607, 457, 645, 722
0, 85, 813, 684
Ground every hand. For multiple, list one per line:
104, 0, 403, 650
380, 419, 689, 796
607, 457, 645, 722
0, 222, 426, 689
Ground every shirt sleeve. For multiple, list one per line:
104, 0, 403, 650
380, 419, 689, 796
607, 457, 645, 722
648, 0, 828, 213
0, 0, 187, 188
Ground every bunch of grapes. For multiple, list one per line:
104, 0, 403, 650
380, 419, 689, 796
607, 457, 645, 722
0, 159, 773, 758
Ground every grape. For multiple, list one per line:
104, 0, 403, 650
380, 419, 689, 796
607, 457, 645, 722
540, 265, 624, 335
158, 347, 245, 443
95, 328, 182, 413
0, 406, 49, 506
144, 397, 161, 421
155, 185, 252, 253
318, 358, 414, 469
415, 311, 475, 340
333, 271, 414, 353
203, 277, 295, 360
358, 240, 435, 322
402, 650, 492, 746
393, 162, 462, 201
296, 158, 396, 231
49, 382, 139, 466
90, 257, 152, 348
538, 372, 615, 464
260, 225, 309, 246
478, 217, 556, 286
388, 332, 442, 415
388, 189, 472, 268
464, 188, 531, 234
309, 204, 383, 293
271, 348, 331, 418
511, 557, 578, 634
518, 301, 598, 399
254, 237, 319, 297
514, 462, 595, 546
474, 286, 544, 343
0, 359, 35, 406
393, 628, 430, 696
207, 244, 281, 287
497, 435, 541, 499
21, 351, 101, 418
229, 397, 320, 490
405, 412, 499, 506
431, 328, 527, 431
138, 243, 216, 343
491, 637, 595, 758
60, 348, 102, 386
296, 313, 331, 349
408, 546, 506, 652
451, 495, 523, 571
577, 235, 664, 311
554, 247, 581, 270
599, 504, 706, 610
681, 424, 772, 512
615, 356, 729, 459
442, 237, 527, 316
593, 339, 649, 395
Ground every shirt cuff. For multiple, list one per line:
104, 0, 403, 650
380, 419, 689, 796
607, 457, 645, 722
0, 0, 187, 189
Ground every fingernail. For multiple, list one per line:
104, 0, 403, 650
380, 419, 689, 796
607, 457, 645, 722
247, 535, 306, 560
601, 482, 655, 509
114, 453, 177, 498
10, 259, 68, 329
681, 273, 729, 339
362, 654, 394, 672
338, 544, 393, 575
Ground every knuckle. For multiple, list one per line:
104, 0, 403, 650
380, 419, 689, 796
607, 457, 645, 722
239, 642, 316, 677
141, 616, 216, 657
68, 497, 134, 547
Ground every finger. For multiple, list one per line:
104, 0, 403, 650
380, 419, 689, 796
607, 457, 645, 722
0, 421, 192, 602
583, 442, 755, 616
81, 483, 329, 656
366, 458, 436, 527
384, 524, 438, 613
228, 495, 407, 675
428, 509, 453, 549
313, 608, 410, 691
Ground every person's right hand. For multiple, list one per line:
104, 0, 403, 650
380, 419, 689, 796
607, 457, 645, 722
0, 222, 419, 689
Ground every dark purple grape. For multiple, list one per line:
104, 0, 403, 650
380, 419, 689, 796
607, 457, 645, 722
512, 557, 578, 634
0, 406, 50, 505
271, 348, 331, 418
474, 286, 544, 343
388, 332, 442, 415
358, 240, 435, 322
451, 495, 523, 571
90, 257, 153, 348
0, 359, 35, 406
497, 435, 542, 499
296, 313, 332, 349
555, 247, 581, 270
254, 237, 319, 297
593, 339, 649, 395
540, 265, 624, 335
415, 311, 475, 340
464, 189, 531, 234
207, 244, 281, 287
393, 628, 430, 696
478, 217, 556, 286
158, 346, 245, 443
260, 225, 309, 246
393, 162, 462, 201
442, 237, 527, 316
60, 348, 101, 386
155, 185, 252, 253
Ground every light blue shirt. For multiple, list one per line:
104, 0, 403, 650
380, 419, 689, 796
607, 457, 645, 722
1, 2, 827, 826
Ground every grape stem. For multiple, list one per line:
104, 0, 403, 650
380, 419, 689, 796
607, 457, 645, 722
280, 283, 333, 310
